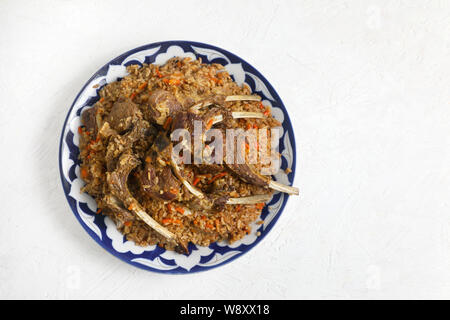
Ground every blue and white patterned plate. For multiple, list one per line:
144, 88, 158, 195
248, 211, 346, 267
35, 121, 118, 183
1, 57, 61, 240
59, 41, 296, 273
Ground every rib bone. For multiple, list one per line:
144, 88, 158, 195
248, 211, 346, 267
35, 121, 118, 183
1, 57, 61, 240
131, 200, 177, 240
231, 111, 265, 119
226, 194, 272, 204
225, 95, 261, 102
170, 159, 205, 199
268, 181, 299, 195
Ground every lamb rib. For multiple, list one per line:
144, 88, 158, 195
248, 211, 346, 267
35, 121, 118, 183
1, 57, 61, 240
106, 152, 182, 247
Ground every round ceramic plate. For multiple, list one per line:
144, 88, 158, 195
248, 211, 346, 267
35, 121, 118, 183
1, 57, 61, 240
59, 41, 296, 273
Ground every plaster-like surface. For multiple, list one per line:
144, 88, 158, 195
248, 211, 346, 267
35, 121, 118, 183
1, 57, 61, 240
0, 0, 449, 299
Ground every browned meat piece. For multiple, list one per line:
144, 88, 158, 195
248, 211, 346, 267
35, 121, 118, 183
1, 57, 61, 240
226, 161, 299, 195
124, 119, 150, 143
174, 243, 189, 254
196, 164, 223, 175
81, 106, 98, 136
147, 89, 183, 125
107, 152, 141, 201
153, 131, 171, 154
173, 186, 229, 212
179, 96, 195, 108
138, 152, 181, 201
171, 111, 205, 166
105, 98, 142, 133
195, 94, 226, 107
203, 105, 232, 122
183, 194, 229, 212
172, 105, 231, 133
101, 194, 136, 229
105, 119, 150, 171
171, 111, 203, 133
213, 195, 229, 209
226, 163, 270, 187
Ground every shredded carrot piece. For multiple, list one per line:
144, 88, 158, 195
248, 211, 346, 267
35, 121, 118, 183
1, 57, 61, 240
205, 222, 214, 229
201, 216, 206, 220
236, 205, 242, 212
193, 177, 201, 186
138, 82, 148, 91
210, 76, 221, 84
163, 78, 181, 86
162, 218, 182, 225
96, 208, 102, 214
259, 102, 265, 110
124, 221, 132, 227
155, 67, 163, 78
206, 118, 214, 130
246, 123, 252, 130
175, 207, 185, 214
168, 79, 181, 86
128, 203, 134, 211
163, 116, 172, 130
145, 156, 151, 163
169, 188, 178, 195
130, 92, 137, 100
80, 167, 88, 179
99, 97, 104, 103
177, 61, 182, 68
89, 134, 100, 145
207, 172, 227, 184
78, 126, 84, 134
167, 203, 173, 212
255, 203, 265, 210
263, 108, 270, 116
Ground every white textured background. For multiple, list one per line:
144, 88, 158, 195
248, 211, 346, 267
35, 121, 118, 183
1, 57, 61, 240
1, 0, 449, 299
